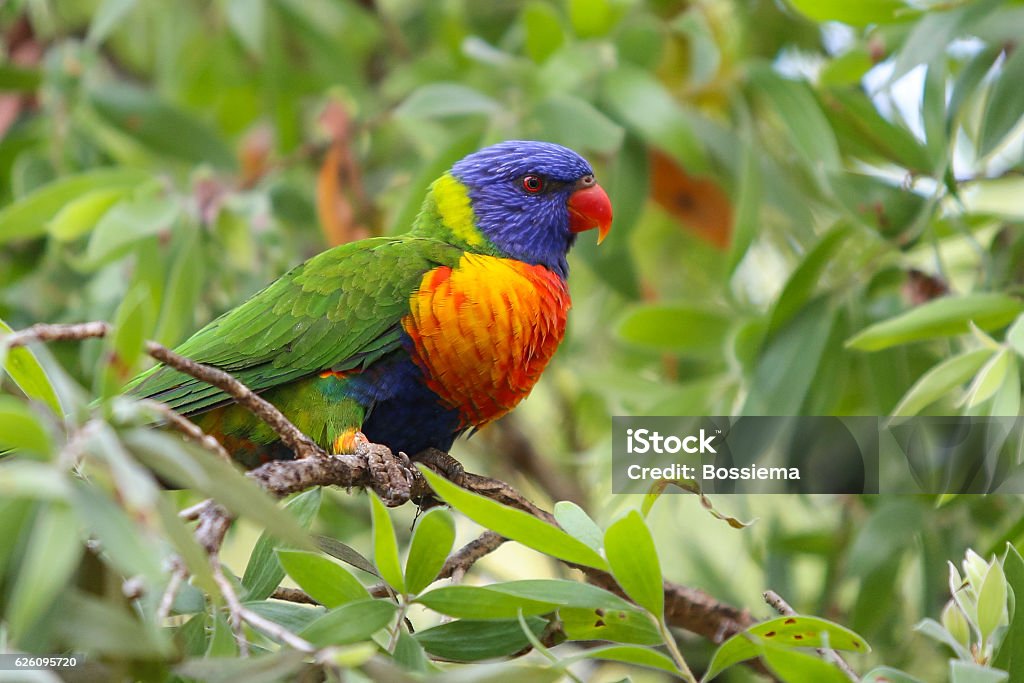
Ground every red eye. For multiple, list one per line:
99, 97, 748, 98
522, 175, 544, 193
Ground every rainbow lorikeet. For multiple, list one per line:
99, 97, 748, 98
128, 141, 612, 467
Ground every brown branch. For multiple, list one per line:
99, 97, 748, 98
4, 321, 757, 655
763, 590, 858, 682
140, 399, 232, 463
271, 587, 320, 606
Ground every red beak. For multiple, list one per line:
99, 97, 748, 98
568, 180, 612, 244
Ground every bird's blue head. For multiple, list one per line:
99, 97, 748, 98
419, 140, 612, 278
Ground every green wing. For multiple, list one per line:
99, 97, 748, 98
128, 236, 462, 415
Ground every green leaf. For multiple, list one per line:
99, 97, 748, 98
786, 0, 910, 27
861, 667, 925, 683
419, 466, 608, 570
243, 600, 325, 632
0, 320, 61, 417
0, 64, 42, 91
298, 598, 397, 647
207, 611, 238, 657
602, 65, 708, 173
561, 644, 682, 676
561, 605, 663, 645
604, 510, 663, 618
979, 43, 1024, 158
949, 661, 1009, 683
949, 46, 1001, 131
276, 550, 369, 608
532, 94, 624, 154
568, 0, 617, 37
415, 617, 547, 662
0, 396, 51, 455
154, 227, 202, 346
914, 618, 972, 660
522, 1, 565, 63
393, 630, 434, 673
369, 492, 405, 593
315, 535, 380, 577
0, 460, 72, 500
761, 645, 850, 683
964, 348, 1012, 408
770, 225, 853, 332
704, 615, 870, 680
992, 544, 1024, 675
892, 349, 993, 416
977, 559, 1008, 644
56, 591, 172, 657
225, 0, 265, 57
395, 83, 500, 119
846, 294, 1023, 351
488, 579, 636, 611
7, 503, 83, 639
87, 0, 138, 46
0, 167, 148, 245
101, 282, 154, 399
415, 585, 558, 620
89, 84, 236, 169
47, 188, 125, 242
553, 501, 603, 552
890, 0, 1000, 83
241, 487, 322, 601
70, 481, 164, 583
176, 650, 308, 683
617, 303, 732, 359
748, 65, 840, 174
126, 430, 315, 550
404, 506, 456, 595
80, 191, 180, 270
1007, 315, 1024, 358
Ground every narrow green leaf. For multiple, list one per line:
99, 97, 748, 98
276, 550, 369, 608
0, 396, 51, 455
8, 504, 83, 638
562, 644, 682, 676
80, 191, 179, 270
56, 591, 172, 657
415, 585, 558, 620
604, 510, 663, 618
705, 615, 870, 681
404, 506, 456, 595
892, 349, 993, 416
979, 44, 1024, 157
315, 535, 380, 577
87, 0, 138, 45
395, 83, 500, 119
89, 85, 236, 169
963, 348, 1012, 408
241, 487, 322, 600
617, 303, 732, 359
532, 94, 624, 154
47, 187, 125, 242
949, 660, 1009, 683
298, 598, 397, 647
602, 65, 708, 173
561, 605, 663, 645
488, 579, 636, 611
225, 0, 265, 56
419, 466, 608, 570
977, 560, 1008, 644
415, 617, 547, 662
369, 492, 405, 593
786, 0, 909, 26
71, 481, 164, 583
522, 1, 565, 63
846, 294, 1023, 351
243, 600, 325, 632
101, 282, 154, 399
761, 645, 850, 683
989, 352, 1020, 416
1007, 315, 1024, 358
0, 461, 72, 499
861, 667, 925, 683
0, 317, 63, 415
992, 544, 1024, 675
0, 168, 148, 244
553, 501, 603, 552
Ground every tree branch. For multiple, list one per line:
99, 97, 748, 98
4, 321, 757, 651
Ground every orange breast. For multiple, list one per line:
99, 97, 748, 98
401, 253, 570, 428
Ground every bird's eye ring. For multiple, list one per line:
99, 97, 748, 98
522, 175, 544, 193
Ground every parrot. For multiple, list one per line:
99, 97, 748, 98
127, 140, 613, 468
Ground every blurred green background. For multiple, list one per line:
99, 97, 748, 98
3, 0, 1024, 680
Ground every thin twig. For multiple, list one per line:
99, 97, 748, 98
157, 559, 188, 623
140, 399, 232, 462
211, 561, 251, 656
271, 587, 320, 606
763, 590, 859, 682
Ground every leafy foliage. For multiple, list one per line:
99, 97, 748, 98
3, 0, 1024, 681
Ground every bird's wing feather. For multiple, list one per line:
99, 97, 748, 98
128, 236, 462, 415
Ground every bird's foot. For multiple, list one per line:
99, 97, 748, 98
332, 428, 370, 455
356, 439, 413, 507
413, 448, 465, 486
